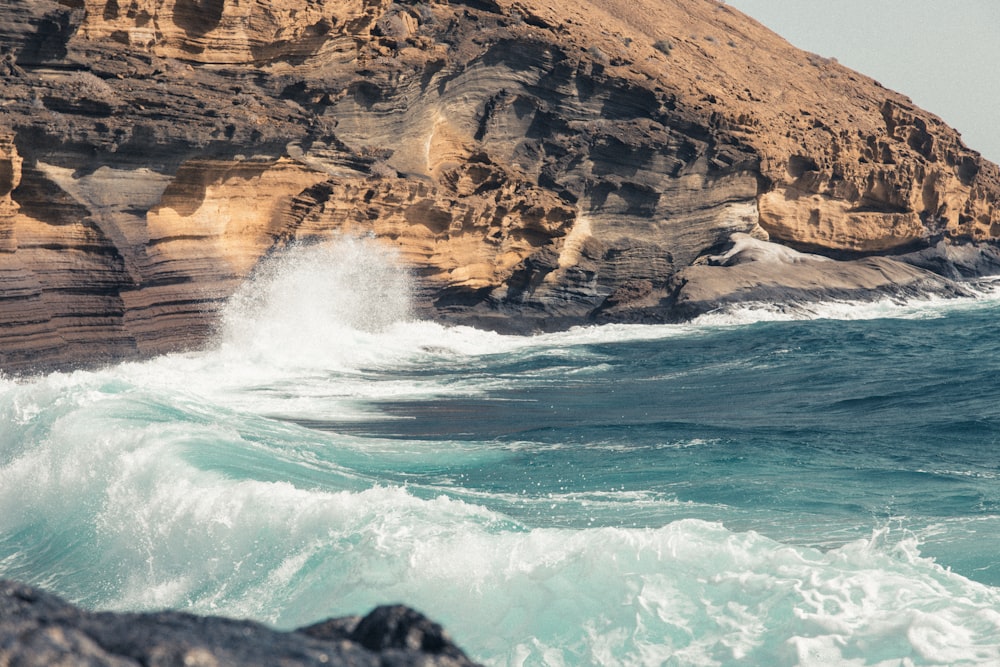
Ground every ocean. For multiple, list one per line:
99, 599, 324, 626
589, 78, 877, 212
2, 238, 999, 666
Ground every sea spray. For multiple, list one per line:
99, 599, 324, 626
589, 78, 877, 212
2, 239, 1000, 665
219, 237, 414, 369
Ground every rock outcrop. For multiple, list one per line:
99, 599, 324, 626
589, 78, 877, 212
660, 234, 985, 322
1, 0, 999, 370
0, 579, 481, 666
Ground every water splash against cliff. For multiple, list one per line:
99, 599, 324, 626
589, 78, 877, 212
2, 239, 1000, 665
219, 238, 414, 367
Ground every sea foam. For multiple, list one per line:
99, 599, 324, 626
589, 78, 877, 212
7, 422, 1000, 667
3, 238, 1000, 666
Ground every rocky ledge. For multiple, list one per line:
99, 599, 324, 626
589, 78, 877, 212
0, 580, 481, 666
1, 0, 999, 371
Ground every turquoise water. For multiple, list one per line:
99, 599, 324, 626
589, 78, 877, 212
2, 239, 1000, 666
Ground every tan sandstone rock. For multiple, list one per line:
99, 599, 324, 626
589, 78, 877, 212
0, 0, 998, 370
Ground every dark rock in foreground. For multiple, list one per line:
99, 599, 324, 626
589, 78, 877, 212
0, 580, 481, 667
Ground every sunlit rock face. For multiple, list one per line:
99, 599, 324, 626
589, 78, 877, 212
0, 0, 998, 370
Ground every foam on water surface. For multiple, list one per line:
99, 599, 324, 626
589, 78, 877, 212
3, 399, 999, 666
3, 238, 1000, 666
4, 426, 1000, 667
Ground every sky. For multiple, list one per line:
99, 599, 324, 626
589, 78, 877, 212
724, 0, 1000, 165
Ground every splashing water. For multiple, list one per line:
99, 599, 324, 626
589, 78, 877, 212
219, 237, 414, 368
2, 237, 1000, 666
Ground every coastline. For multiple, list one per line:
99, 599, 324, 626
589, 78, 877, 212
3, 0, 1000, 374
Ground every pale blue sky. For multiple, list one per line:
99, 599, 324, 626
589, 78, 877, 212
725, 0, 1000, 164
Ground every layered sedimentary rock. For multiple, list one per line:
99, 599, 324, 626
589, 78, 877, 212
1, 0, 999, 370
0, 580, 481, 666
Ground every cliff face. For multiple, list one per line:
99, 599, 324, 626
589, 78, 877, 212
1, 0, 999, 369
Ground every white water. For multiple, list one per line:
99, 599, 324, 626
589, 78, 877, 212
2, 237, 1000, 666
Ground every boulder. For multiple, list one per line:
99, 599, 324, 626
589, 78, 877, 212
0, 580, 482, 667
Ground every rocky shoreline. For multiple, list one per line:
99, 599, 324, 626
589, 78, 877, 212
1, 0, 999, 373
657, 235, 1000, 323
0, 580, 482, 666
2, 4, 1000, 662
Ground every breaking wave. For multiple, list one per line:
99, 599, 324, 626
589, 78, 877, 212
2, 237, 1000, 665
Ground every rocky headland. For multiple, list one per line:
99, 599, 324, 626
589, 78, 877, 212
0, 0, 998, 373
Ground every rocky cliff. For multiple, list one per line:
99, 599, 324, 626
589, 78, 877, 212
1, 0, 999, 370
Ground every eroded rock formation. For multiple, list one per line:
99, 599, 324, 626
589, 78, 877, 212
1, 0, 999, 370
